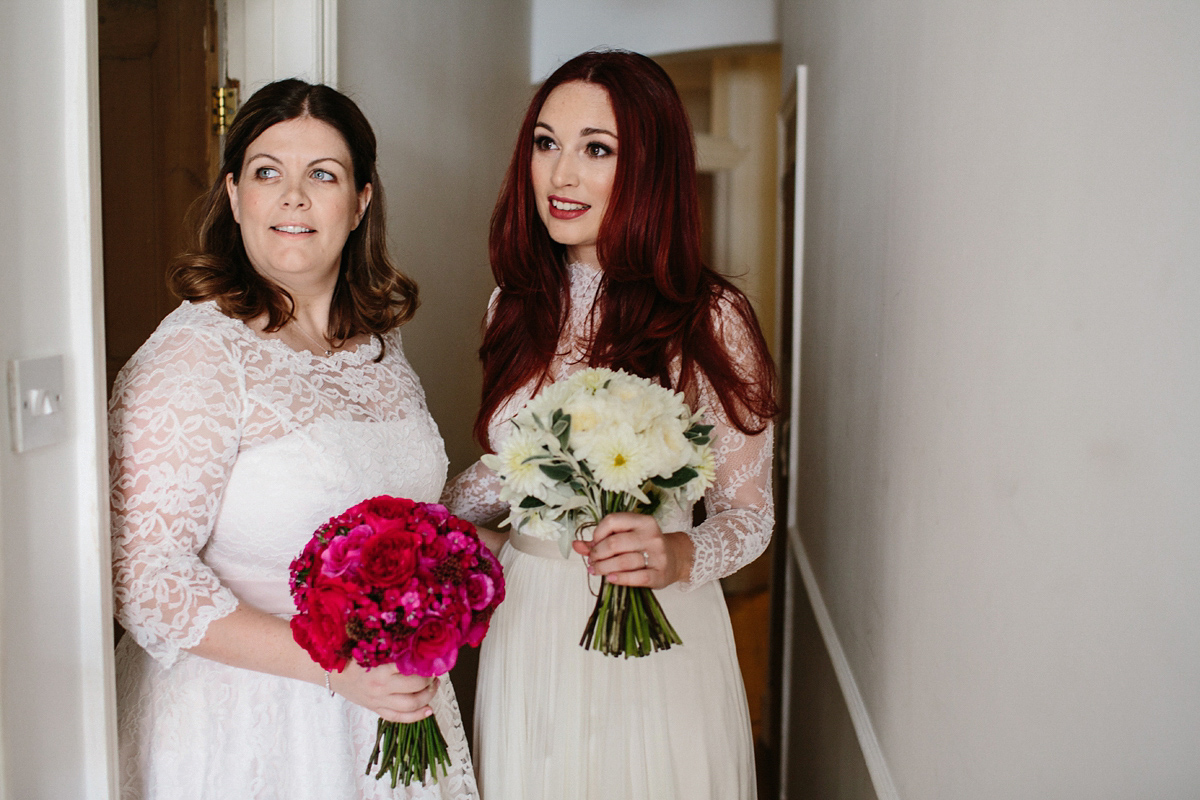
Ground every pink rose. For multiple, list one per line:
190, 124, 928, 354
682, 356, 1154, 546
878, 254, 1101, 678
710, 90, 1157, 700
466, 573, 496, 611
405, 616, 461, 676
320, 525, 371, 577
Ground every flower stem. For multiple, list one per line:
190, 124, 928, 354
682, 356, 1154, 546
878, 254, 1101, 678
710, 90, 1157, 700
366, 715, 451, 787
579, 576, 682, 657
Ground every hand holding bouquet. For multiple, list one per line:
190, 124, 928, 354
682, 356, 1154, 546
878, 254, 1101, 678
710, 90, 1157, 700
289, 496, 504, 787
482, 367, 714, 658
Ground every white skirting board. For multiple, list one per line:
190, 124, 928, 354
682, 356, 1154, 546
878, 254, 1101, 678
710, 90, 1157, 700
787, 525, 902, 800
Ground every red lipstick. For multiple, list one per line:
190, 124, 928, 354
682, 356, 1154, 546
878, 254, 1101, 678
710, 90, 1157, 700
547, 195, 590, 220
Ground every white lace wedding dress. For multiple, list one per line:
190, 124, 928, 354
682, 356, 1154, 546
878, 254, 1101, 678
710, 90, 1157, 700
110, 300, 478, 800
443, 262, 772, 800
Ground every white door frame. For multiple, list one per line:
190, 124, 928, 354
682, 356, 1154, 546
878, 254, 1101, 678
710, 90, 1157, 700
224, 0, 339, 92
65, 0, 118, 797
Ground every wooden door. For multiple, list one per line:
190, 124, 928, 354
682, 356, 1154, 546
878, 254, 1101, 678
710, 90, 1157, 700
99, 0, 220, 392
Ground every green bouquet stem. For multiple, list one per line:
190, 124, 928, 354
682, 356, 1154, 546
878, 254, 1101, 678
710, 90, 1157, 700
367, 714, 451, 788
579, 576, 683, 657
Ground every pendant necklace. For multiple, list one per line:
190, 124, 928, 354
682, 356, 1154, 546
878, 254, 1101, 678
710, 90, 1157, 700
291, 320, 333, 357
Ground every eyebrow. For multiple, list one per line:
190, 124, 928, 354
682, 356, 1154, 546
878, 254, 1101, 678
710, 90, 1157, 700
244, 152, 351, 171
535, 122, 618, 139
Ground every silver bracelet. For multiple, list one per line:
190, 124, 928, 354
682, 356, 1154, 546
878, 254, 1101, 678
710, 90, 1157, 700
324, 671, 334, 697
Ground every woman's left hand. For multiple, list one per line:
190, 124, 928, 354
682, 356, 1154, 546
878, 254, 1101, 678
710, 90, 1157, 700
571, 512, 693, 589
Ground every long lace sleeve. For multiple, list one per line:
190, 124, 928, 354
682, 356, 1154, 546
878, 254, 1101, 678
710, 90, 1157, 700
110, 322, 244, 667
684, 297, 776, 589
442, 460, 508, 526
442, 285, 510, 526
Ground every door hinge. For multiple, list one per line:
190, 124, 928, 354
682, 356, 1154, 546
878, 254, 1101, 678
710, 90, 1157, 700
212, 81, 240, 135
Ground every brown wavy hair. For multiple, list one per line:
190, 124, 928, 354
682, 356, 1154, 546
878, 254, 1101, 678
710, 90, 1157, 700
169, 79, 416, 351
476, 50, 778, 447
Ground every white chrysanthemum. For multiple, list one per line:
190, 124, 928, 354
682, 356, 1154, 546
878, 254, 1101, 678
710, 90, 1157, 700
640, 414, 693, 479
560, 389, 610, 437
587, 423, 652, 498
568, 367, 617, 395
483, 426, 558, 498
602, 371, 646, 405
680, 444, 717, 505
515, 510, 565, 541
532, 378, 576, 415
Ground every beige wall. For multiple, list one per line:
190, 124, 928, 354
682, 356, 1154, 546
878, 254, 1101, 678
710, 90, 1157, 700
339, 1, 532, 476
782, 1, 1200, 797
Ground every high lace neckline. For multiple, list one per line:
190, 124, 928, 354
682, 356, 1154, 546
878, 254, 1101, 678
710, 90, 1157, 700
194, 299, 383, 367
567, 260, 602, 278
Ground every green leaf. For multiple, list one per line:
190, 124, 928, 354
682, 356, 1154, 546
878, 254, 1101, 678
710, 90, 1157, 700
518, 495, 546, 509
652, 466, 698, 489
539, 463, 575, 482
555, 414, 572, 449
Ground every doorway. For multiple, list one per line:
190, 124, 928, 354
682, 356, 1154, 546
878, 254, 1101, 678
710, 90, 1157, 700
656, 45, 782, 797
98, 0, 221, 391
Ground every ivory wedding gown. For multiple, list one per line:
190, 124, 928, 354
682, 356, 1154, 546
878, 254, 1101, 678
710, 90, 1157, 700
110, 300, 478, 800
443, 261, 772, 800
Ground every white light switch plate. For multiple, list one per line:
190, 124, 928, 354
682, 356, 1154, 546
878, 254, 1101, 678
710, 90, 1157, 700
8, 355, 67, 453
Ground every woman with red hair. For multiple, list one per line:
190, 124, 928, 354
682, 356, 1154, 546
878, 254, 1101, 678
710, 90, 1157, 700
444, 50, 777, 799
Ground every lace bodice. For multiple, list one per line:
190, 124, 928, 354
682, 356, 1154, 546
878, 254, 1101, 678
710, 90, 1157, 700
442, 262, 774, 588
110, 300, 449, 667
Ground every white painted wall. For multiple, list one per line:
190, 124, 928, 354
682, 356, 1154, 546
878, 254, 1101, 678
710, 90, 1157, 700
338, 0, 532, 474
782, 1, 1200, 797
531, 0, 777, 81
0, 2, 115, 798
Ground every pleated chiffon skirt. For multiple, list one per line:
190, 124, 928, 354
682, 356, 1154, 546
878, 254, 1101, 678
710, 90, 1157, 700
473, 531, 757, 800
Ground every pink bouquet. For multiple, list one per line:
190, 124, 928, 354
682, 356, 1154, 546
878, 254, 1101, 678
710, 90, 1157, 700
289, 496, 504, 787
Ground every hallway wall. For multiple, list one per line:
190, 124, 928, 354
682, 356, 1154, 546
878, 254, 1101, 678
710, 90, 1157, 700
338, 0, 532, 476
780, 1, 1200, 797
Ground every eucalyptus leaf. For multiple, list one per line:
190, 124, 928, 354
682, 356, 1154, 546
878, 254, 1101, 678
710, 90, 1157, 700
556, 415, 572, 450
539, 464, 576, 482
652, 466, 698, 488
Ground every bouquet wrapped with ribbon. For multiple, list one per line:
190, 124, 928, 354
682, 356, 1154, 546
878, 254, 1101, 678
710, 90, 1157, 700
289, 496, 504, 787
482, 367, 714, 658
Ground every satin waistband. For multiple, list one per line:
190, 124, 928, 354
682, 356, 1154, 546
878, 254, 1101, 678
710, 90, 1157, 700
508, 529, 584, 562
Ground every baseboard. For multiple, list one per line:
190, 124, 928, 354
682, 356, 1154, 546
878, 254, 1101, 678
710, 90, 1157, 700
787, 526, 902, 800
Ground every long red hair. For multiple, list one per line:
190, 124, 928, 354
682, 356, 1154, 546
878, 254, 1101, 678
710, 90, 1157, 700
476, 50, 777, 447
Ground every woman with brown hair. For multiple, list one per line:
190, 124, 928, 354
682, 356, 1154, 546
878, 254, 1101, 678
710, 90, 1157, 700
110, 79, 477, 799
444, 50, 777, 799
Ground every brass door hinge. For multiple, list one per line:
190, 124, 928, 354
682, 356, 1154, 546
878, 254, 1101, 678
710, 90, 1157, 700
212, 81, 240, 135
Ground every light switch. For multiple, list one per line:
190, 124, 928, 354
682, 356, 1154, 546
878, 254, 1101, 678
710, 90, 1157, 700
8, 355, 67, 453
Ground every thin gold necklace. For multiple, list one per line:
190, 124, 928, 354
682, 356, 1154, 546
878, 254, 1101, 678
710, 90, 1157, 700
290, 319, 333, 357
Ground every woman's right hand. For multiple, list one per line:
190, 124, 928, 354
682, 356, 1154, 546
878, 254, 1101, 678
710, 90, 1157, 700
329, 662, 438, 723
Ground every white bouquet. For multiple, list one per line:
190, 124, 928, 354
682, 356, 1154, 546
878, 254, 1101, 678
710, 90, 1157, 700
482, 367, 715, 657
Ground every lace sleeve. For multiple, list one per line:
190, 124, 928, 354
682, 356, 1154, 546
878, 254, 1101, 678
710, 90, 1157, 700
109, 321, 244, 667
683, 297, 776, 589
442, 460, 508, 526
441, 286, 510, 525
